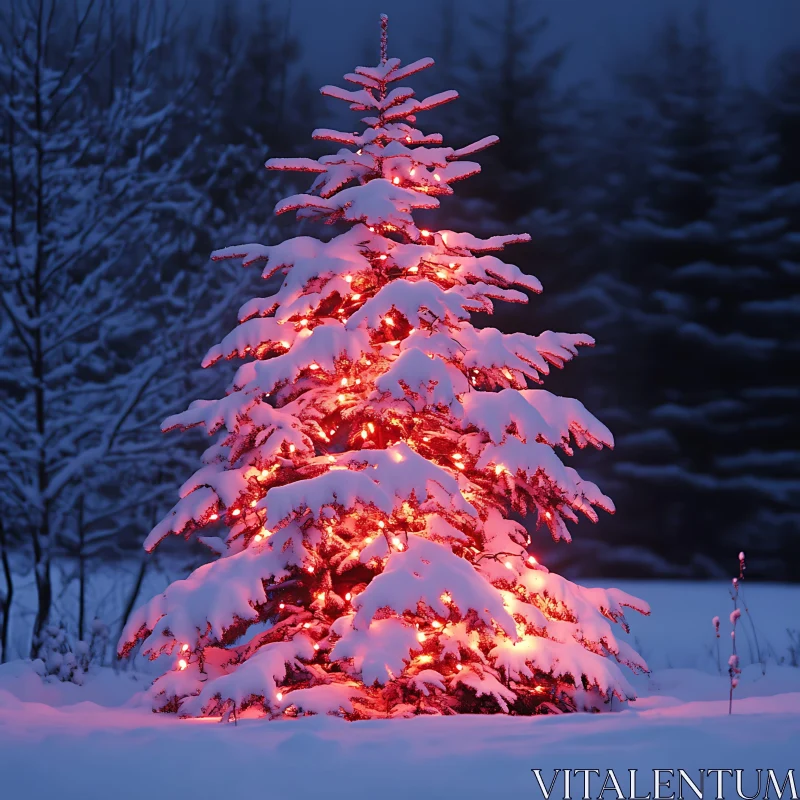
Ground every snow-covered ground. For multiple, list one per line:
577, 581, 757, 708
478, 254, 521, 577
1, 580, 798, 799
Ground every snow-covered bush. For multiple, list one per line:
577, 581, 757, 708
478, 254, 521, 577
32, 618, 110, 684
33, 625, 86, 685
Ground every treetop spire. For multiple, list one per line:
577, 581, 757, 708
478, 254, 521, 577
380, 14, 389, 65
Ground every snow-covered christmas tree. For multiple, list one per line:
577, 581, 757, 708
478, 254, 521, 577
120, 17, 649, 719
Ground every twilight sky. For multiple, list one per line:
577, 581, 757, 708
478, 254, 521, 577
281, 0, 800, 90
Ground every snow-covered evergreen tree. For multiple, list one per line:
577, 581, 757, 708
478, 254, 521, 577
601, 17, 799, 578
121, 19, 649, 719
456, 0, 574, 236
602, 14, 743, 574
714, 49, 800, 573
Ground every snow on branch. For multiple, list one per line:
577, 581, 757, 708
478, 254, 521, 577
312, 128, 358, 145
266, 157, 327, 173
443, 231, 531, 252
211, 243, 271, 268
277, 682, 367, 716
382, 91, 458, 123
353, 58, 401, 81
374, 348, 468, 411
449, 136, 500, 160
346, 279, 473, 330
230, 323, 370, 395
339, 443, 477, 517
276, 180, 438, 228
330, 615, 420, 685
343, 72, 380, 90
352, 535, 517, 638
320, 84, 378, 110
143, 486, 218, 552
460, 389, 560, 446
489, 637, 636, 701
416, 90, 459, 112
182, 638, 317, 716
385, 57, 435, 83
263, 470, 394, 530
202, 318, 297, 367
521, 390, 614, 450
451, 667, 518, 712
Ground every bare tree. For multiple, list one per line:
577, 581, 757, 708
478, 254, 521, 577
0, 0, 199, 649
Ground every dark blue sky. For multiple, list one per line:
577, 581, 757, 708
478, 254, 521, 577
285, 0, 799, 89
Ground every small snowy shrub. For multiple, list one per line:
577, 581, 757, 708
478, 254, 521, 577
32, 618, 110, 684
33, 624, 85, 685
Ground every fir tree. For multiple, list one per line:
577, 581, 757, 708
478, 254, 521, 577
604, 13, 749, 574
457, 0, 574, 233
714, 49, 800, 574
606, 21, 800, 578
120, 17, 649, 719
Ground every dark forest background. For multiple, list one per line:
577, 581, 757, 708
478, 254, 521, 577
1, 0, 798, 658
